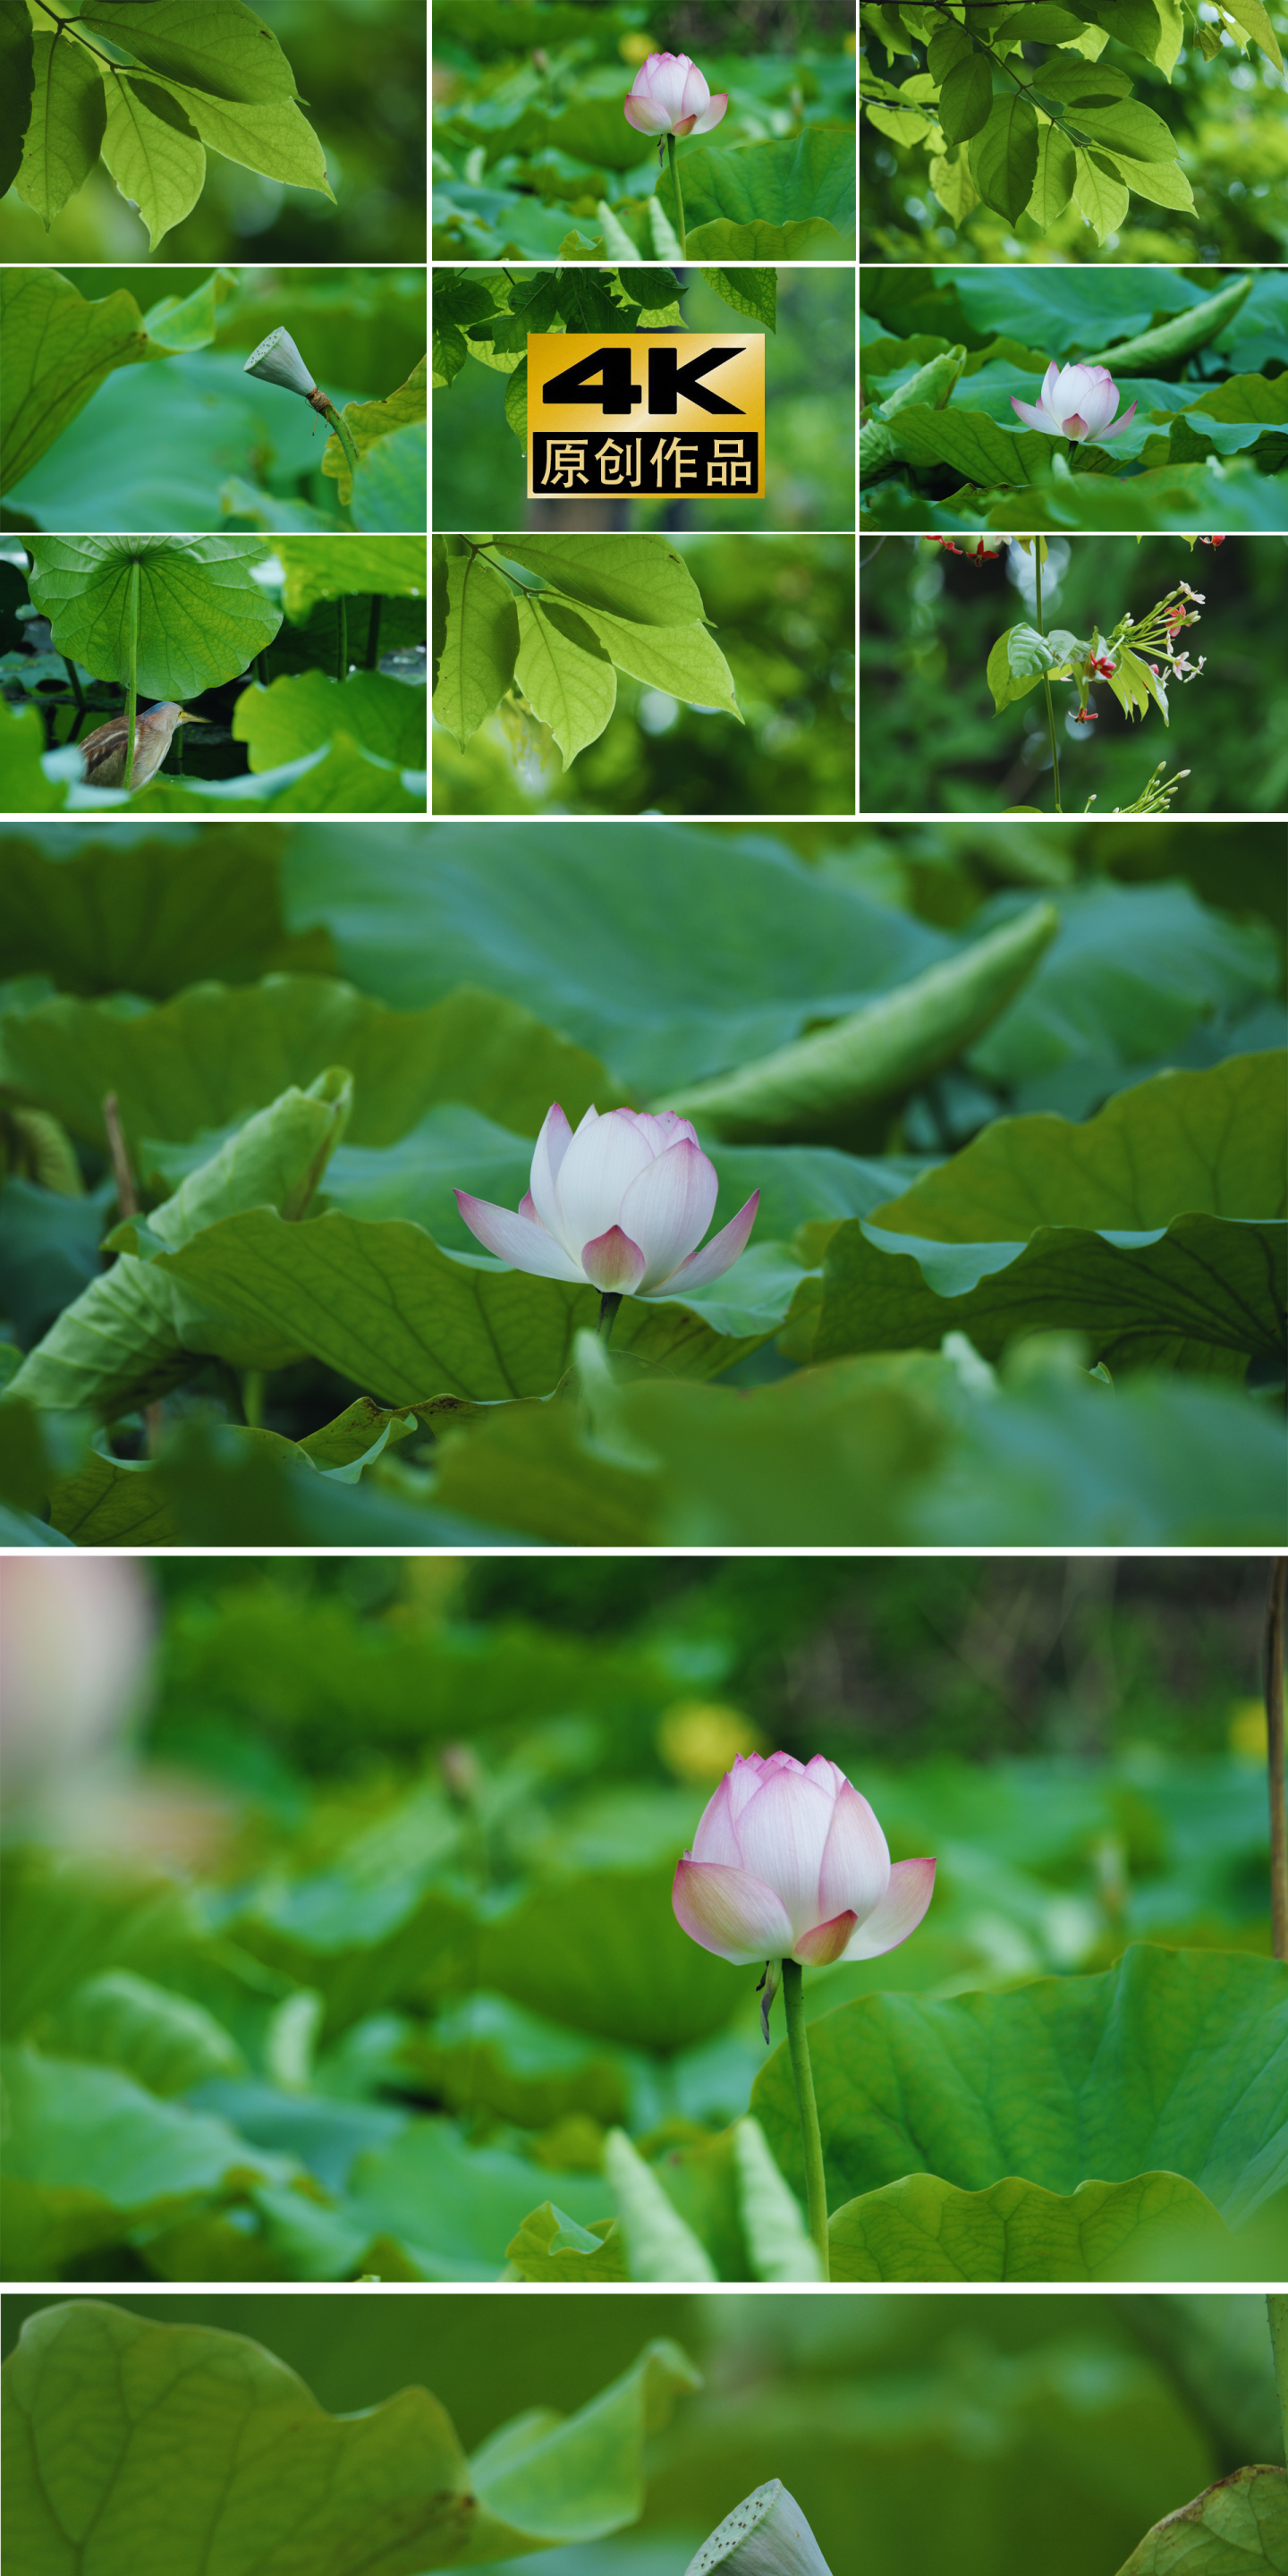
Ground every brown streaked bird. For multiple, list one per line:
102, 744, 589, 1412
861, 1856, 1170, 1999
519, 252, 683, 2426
76, 701, 211, 789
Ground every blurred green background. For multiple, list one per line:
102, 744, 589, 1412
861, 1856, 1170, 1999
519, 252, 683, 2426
4, 269, 427, 536
434, 1, 855, 261
860, 3, 1288, 264
433, 532, 855, 814
1, 2290, 1281, 2576
434, 270, 855, 534
860, 536, 1288, 817
0, 0, 425, 265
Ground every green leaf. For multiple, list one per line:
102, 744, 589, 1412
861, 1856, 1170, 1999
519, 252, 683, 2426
433, 321, 468, 391
25, 534, 282, 695
100, 76, 206, 250
1222, 0, 1285, 72
0, 975, 614, 1151
0, 823, 319, 996
698, 267, 776, 329
431, 551, 520, 748
752, 1945, 1288, 2224
233, 672, 426, 773
136, 78, 333, 197
0, 2046, 286, 2272
45, 1969, 243, 2096
0, 705, 63, 813
680, 216, 852, 260
871, 1055, 1287, 1234
828, 2169, 1238, 2282
0, 272, 155, 492
656, 904, 1059, 1145
1066, 94, 1181, 161
108, 1205, 760, 1402
927, 20, 974, 79
478, 1867, 746, 2051
1089, 144, 1195, 211
1072, 146, 1130, 240
506, 2204, 627, 2282
880, 403, 1057, 487
496, 534, 708, 628
349, 421, 427, 533
513, 596, 617, 767
968, 93, 1039, 224
274, 535, 427, 617
553, 595, 741, 725
938, 53, 996, 144
322, 357, 427, 507
3, 2301, 699, 2569
655, 128, 856, 244
0, 0, 36, 199
13, 34, 106, 229
78, 0, 299, 102
7, 1072, 352, 1417
1027, 124, 1077, 224
1114, 2468, 1288, 2576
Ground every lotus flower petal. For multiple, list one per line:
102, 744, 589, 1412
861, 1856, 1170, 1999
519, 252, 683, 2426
555, 1106, 656, 1256
1010, 356, 1131, 445
619, 1139, 719, 1292
673, 1856, 796, 1966
454, 1192, 584, 1280
734, 1767, 835, 1937
817, 1780, 891, 1928
623, 50, 724, 140
793, 1909, 860, 1967
665, 1191, 759, 1292
839, 1857, 937, 1961
528, 1101, 577, 1251
579, 1224, 647, 1294
690, 93, 729, 133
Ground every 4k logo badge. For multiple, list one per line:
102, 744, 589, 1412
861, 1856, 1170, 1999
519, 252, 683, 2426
527, 334, 766, 498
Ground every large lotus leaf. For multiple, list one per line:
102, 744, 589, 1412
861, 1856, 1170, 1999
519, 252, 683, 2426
226, 1876, 476, 2039
655, 127, 856, 240
122, 1207, 765, 1402
273, 536, 427, 618
985, 455, 1288, 535
342, 2121, 618, 2279
403, 1993, 632, 2131
3, 2300, 699, 2573
1114, 2468, 1288, 2576
2, 272, 152, 492
811, 1211, 1284, 1376
25, 534, 282, 694
751, 1945, 1288, 2224
0, 977, 617, 1151
870, 1057, 1286, 1235
351, 422, 428, 533
233, 672, 426, 773
0, 1847, 199, 2039
45, 1969, 243, 2097
0, 2045, 291, 2275
964, 885, 1282, 1111
286, 826, 950, 1086
476, 1865, 748, 2053
322, 358, 428, 506
827, 2169, 1238, 2283
0, 824, 324, 996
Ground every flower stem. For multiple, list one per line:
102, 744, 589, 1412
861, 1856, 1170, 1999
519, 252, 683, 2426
1036, 549, 1062, 814
597, 1292, 623, 1342
781, 1959, 830, 2280
1266, 1558, 1287, 1959
123, 561, 140, 792
1269, 2296, 1288, 2465
665, 133, 687, 258
323, 399, 361, 485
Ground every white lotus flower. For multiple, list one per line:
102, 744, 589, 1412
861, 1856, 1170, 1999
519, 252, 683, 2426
243, 328, 318, 399
623, 51, 729, 139
455, 1103, 758, 1299
1011, 361, 1137, 445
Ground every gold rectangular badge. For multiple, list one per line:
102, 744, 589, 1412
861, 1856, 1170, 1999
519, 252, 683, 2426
527, 334, 766, 499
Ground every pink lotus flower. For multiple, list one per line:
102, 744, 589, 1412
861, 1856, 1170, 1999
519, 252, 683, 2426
623, 51, 729, 140
673, 1751, 936, 1970
455, 1103, 758, 1300
1011, 361, 1137, 445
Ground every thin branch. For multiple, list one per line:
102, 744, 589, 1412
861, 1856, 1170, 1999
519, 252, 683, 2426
102, 1092, 165, 1458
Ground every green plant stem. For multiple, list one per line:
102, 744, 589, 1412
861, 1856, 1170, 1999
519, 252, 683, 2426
323, 399, 361, 485
1035, 549, 1062, 815
242, 1369, 266, 1429
256, 652, 267, 686
61, 656, 86, 732
123, 560, 140, 791
336, 596, 348, 682
1268, 2297, 1288, 2467
597, 1291, 623, 1342
1267, 1559, 1287, 1959
665, 135, 687, 258
365, 597, 383, 669
780, 1958, 830, 2280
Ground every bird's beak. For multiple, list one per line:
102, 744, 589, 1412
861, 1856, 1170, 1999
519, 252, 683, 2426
177, 712, 213, 725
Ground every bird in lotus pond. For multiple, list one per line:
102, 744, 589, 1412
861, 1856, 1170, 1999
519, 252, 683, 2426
76, 701, 211, 789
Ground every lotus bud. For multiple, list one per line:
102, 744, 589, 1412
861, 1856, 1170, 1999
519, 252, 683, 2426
684, 2485, 833, 2576
673, 1751, 936, 1981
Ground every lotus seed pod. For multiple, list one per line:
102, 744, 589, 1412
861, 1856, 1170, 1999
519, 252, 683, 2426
244, 327, 318, 399
683, 2484, 833, 2576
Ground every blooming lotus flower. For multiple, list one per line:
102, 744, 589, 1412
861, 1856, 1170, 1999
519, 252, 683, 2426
1011, 361, 1137, 445
673, 1751, 936, 1970
623, 51, 729, 139
455, 1103, 758, 1300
